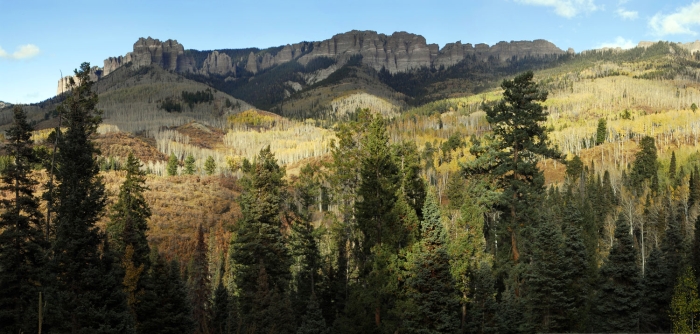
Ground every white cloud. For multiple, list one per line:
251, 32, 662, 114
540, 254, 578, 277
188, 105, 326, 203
616, 7, 638, 20
0, 44, 40, 60
595, 36, 637, 50
649, 1, 700, 36
516, 0, 598, 18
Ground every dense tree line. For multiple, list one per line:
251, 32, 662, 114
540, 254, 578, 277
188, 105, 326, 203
4, 67, 700, 334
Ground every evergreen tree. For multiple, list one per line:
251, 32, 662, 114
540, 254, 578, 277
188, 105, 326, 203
167, 153, 178, 176
670, 151, 677, 186
288, 164, 323, 322
211, 279, 229, 334
471, 71, 560, 265
204, 156, 216, 175
466, 263, 498, 334
190, 224, 211, 334
248, 265, 295, 334
392, 140, 426, 218
561, 222, 590, 332
641, 248, 671, 332
671, 266, 700, 333
595, 118, 606, 145
107, 153, 151, 265
0, 106, 47, 333
497, 284, 528, 334
44, 62, 134, 333
229, 146, 292, 330
297, 293, 329, 334
693, 215, 700, 276
630, 136, 658, 191
138, 253, 195, 334
404, 191, 460, 333
663, 207, 686, 293
184, 154, 196, 175
525, 218, 568, 333
591, 215, 641, 333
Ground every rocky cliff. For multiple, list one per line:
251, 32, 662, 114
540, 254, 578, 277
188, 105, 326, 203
57, 31, 567, 95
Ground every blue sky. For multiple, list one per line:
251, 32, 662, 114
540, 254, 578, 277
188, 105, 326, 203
2, 0, 700, 104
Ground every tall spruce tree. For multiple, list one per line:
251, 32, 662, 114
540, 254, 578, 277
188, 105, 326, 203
0, 106, 47, 333
525, 218, 568, 333
167, 153, 178, 176
138, 253, 195, 334
190, 224, 211, 334
403, 191, 460, 333
591, 215, 641, 333
630, 136, 658, 191
641, 248, 671, 332
211, 278, 229, 334
229, 146, 292, 331
561, 222, 590, 332
288, 164, 323, 322
107, 153, 151, 264
43, 62, 133, 333
470, 71, 560, 265
466, 262, 498, 334
595, 118, 606, 145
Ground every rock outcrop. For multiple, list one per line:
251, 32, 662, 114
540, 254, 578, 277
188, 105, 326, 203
131, 37, 193, 72
200, 51, 234, 76
104, 53, 132, 76
56, 66, 103, 95
57, 31, 568, 96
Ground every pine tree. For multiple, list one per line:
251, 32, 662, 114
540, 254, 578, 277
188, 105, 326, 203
204, 156, 216, 175
472, 71, 560, 264
591, 215, 641, 333
167, 153, 178, 176
0, 106, 47, 333
525, 218, 568, 333
190, 224, 211, 334
297, 293, 329, 334
44, 62, 134, 333
138, 253, 195, 334
288, 164, 323, 322
392, 140, 426, 218
561, 222, 590, 331
211, 279, 229, 334
693, 215, 700, 276
630, 136, 658, 191
184, 154, 196, 175
595, 118, 606, 145
248, 265, 295, 334
107, 153, 151, 265
466, 262, 498, 334
229, 146, 292, 329
641, 248, 671, 332
404, 191, 460, 333
671, 266, 700, 333
670, 151, 677, 186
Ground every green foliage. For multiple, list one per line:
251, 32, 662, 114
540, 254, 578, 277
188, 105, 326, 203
0, 106, 46, 333
204, 156, 216, 175
591, 216, 642, 333
167, 153, 178, 176
184, 154, 196, 175
466, 263, 498, 334
403, 191, 460, 333
671, 266, 700, 334
566, 155, 584, 183
159, 97, 182, 112
137, 252, 195, 334
630, 136, 658, 191
525, 219, 568, 332
641, 248, 671, 332
189, 225, 211, 334
692, 103, 698, 113
211, 279, 229, 334
229, 146, 291, 330
595, 118, 607, 145
181, 89, 214, 110
470, 70, 560, 264
296, 294, 329, 334
44, 62, 134, 333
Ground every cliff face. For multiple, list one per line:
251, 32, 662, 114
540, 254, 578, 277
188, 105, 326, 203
56, 31, 567, 96
200, 51, 234, 76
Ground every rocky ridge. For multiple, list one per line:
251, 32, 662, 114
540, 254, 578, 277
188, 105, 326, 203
57, 31, 568, 95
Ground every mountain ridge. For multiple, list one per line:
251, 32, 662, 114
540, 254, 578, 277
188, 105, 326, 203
57, 30, 568, 95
